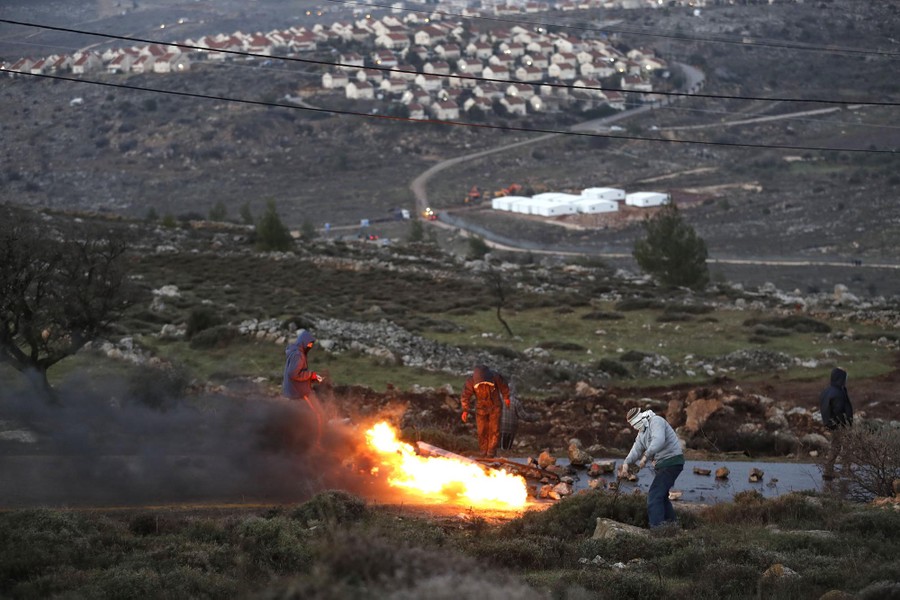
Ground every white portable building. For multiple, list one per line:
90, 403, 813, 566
530, 199, 578, 216
510, 197, 535, 214
572, 198, 618, 214
492, 195, 529, 211
625, 192, 670, 207
529, 192, 580, 216
581, 187, 625, 202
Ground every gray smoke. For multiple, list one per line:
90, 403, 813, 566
0, 372, 382, 508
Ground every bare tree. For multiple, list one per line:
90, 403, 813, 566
0, 207, 136, 400
484, 268, 514, 337
829, 421, 900, 501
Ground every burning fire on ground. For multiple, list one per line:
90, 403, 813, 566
364, 421, 527, 510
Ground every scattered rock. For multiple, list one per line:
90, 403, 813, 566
538, 449, 556, 469
715, 467, 730, 480
567, 438, 592, 466
552, 482, 574, 497
693, 467, 711, 476
749, 468, 765, 483
761, 563, 799, 580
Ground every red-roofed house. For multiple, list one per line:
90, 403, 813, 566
346, 80, 375, 100
153, 53, 191, 73
72, 52, 102, 75
431, 100, 459, 120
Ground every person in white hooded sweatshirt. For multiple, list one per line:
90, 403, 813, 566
618, 407, 685, 528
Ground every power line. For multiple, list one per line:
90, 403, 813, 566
2, 18, 899, 108
15, 70, 897, 154
653, 104, 900, 131
324, 0, 900, 59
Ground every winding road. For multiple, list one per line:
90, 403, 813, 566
409, 64, 900, 273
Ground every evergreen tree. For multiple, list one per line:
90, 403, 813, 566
240, 202, 254, 225
256, 200, 294, 252
633, 203, 709, 289
208, 200, 227, 222
407, 219, 424, 243
467, 235, 490, 260
300, 219, 318, 242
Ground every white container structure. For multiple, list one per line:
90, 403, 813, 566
529, 192, 580, 216
625, 192, 670, 207
491, 195, 529, 211
581, 187, 625, 202
572, 198, 618, 214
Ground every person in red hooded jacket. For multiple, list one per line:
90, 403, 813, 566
282, 329, 325, 447
460, 365, 511, 458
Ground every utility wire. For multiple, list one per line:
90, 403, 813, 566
2, 18, 899, 108
15, 70, 897, 154
324, 0, 900, 58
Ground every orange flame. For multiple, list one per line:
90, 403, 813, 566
364, 421, 527, 510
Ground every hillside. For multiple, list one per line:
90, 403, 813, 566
1, 0, 898, 298
2, 208, 898, 459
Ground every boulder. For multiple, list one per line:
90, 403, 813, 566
801, 433, 829, 450
683, 398, 724, 434
749, 468, 765, 483
693, 467, 711, 476
715, 467, 730, 480
591, 518, 647, 540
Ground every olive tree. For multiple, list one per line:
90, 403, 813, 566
632, 202, 709, 289
0, 207, 135, 400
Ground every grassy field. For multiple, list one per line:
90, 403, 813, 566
1, 490, 898, 599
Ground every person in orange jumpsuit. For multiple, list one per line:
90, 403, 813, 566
460, 365, 511, 458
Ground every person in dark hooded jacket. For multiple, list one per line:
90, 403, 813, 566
283, 329, 325, 446
460, 365, 511, 458
819, 367, 853, 479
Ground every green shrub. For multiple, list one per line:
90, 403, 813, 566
700, 560, 761, 599
128, 514, 160, 537
699, 492, 827, 529
615, 298, 664, 311
742, 316, 831, 334
186, 306, 221, 338
664, 304, 714, 315
189, 325, 239, 350
656, 313, 692, 323
538, 340, 587, 352
752, 325, 791, 338
127, 363, 190, 410
237, 516, 312, 575
581, 311, 625, 320
620, 350, 652, 363
592, 358, 630, 378
290, 491, 368, 527
502, 491, 648, 538
463, 534, 574, 569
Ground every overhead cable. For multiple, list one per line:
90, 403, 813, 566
2, 18, 899, 108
